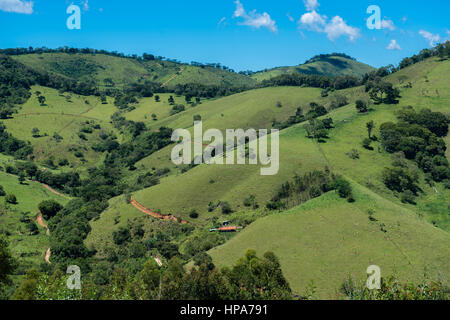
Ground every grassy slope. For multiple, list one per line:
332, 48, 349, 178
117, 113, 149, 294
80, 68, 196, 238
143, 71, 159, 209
0, 169, 69, 268
86, 56, 449, 297
252, 55, 375, 82
12, 53, 256, 89
3, 85, 119, 171
208, 184, 450, 299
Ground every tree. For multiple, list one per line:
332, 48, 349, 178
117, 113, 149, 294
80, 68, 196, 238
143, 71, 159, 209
154, 95, 160, 102
221, 202, 233, 214
38, 96, 46, 106
0, 236, 16, 287
356, 100, 368, 113
168, 96, 175, 105
362, 138, 373, 150
38, 200, 63, 220
31, 128, 40, 138
18, 171, 26, 184
366, 121, 375, 139
5, 194, 17, 204
0, 185, 5, 197
369, 82, 400, 104
189, 209, 199, 219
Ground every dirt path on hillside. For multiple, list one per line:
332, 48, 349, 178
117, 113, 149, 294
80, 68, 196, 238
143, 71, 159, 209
31, 180, 72, 200
130, 197, 187, 224
45, 248, 51, 264
36, 213, 51, 264
161, 67, 184, 88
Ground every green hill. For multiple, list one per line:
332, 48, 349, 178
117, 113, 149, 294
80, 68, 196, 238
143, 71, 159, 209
252, 54, 375, 82
208, 184, 450, 299
84, 55, 449, 298
12, 52, 256, 90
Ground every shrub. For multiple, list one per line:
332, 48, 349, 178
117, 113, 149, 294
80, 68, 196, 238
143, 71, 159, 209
333, 178, 353, 200
5, 194, 17, 204
362, 138, 373, 150
355, 100, 368, 113
401, 190, 416, 205
221, 202, 233, 214
189, 209, 199, 219
38, 200, 63, 220
0, 186, 5, 197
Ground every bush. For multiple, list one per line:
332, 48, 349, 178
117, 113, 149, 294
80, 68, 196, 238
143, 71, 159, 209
0, 185, 5, 197
189, 209, 199, 219
333, 178, 353, 200
5, 194, 17, 204
38, 200, 63, 220
221, 202, 233, 214
362, 138, 373, 150
401, 190, 416, 205
355, 100, 368, 113
113, 227, 131, 246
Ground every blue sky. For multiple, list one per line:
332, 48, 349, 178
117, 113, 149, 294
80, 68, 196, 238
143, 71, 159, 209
0, 0, 449, 71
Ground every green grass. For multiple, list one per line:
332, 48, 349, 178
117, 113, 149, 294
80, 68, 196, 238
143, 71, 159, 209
208, 183, 450, 299
13, 53, 256, 89
3, 85, 120, 171
93, 56, 450, 231
0, 171, 69, 268
252, 55, 375, 82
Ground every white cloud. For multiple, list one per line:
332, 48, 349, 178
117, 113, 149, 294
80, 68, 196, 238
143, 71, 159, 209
299, 10, 326, 32
381, 19, 395, 31
419, 30, 441, 47
386, 39, 401, 50
298, 0, 359, 42
303, 0, 319, 12
233, 1, 277, 33
324, 16, 360, 42
0, 0, 33, 14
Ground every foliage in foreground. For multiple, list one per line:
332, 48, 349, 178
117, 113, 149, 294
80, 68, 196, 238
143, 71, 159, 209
341, 275, 449, 300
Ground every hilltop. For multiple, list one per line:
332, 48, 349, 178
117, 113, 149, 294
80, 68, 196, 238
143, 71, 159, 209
252, 53, 375, 81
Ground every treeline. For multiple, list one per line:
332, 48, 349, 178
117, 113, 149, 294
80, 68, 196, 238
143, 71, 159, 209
261, 73, 360, 91
304, 52, 356, 64
266, 169, 355, 211
380, 107, 450, 202
7, 248, 292, 300
0, 122, 33, 160
0, 47, 165, 63
0, 54, 99, 120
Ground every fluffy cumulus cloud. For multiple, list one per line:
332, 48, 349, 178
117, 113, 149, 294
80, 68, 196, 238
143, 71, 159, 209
324, 16, 360, 41
0, 0, 33, 14
386, 39, 401, 50
233, 0, 277, 33
419, 30, 441, 47
299, 10, 326, 32
298, 0, 359, 42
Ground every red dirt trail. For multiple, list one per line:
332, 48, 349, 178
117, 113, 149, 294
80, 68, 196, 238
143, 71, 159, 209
130, 197, 187, 224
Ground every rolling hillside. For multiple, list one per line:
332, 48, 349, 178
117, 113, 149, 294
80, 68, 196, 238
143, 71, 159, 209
252, 54, 375, 82
12, 52, 256, 89
84, 55, 449, 298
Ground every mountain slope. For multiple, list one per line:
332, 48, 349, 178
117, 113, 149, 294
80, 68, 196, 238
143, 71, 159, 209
12, 53, 256, 89
208, 183, 450, 299
252, 54, 375, 81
